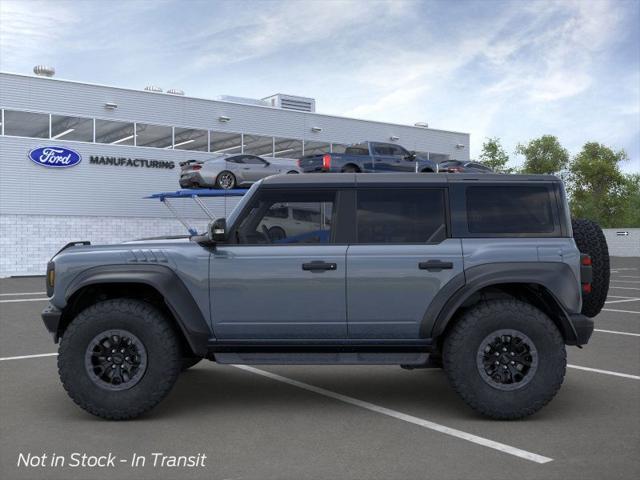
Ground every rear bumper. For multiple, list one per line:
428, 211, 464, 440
568, 313, 594, 346
179, 172, 208, 188
42, 303, 62, 342
300, 166, 327, 173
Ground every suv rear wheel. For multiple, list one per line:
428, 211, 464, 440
58, 299, 182, 420
443, 299, 566, 419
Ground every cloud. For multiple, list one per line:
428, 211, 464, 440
186, 0, 410, 69
0, 0, 78, 68
0, 0, 637, 171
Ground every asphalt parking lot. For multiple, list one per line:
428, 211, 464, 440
1, 257, 639, 480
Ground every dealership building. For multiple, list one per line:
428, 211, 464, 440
0, 69, 470, 276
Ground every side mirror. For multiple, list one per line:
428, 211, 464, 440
405, 151, 416, 160
209, 218, 227, 242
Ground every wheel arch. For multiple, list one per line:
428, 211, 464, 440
59, 265, 210, 356
425, 263, 583, 347
341, 163, 361, 172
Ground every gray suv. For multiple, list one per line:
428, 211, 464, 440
42, 174, 609, 420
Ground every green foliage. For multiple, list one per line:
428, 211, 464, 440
479, 137, 513, 173
617, 174, 640, 228
567, 142, 636, 227
516, 135, 569, 174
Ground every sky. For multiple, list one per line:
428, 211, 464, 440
1, 0, 638, 172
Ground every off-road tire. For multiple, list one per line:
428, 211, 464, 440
572, 218, 610, 317
181, 356, 203, 371
58, 299, 182, 420
443, 299, 566, 420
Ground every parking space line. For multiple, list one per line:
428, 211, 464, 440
609, 286, 640, 291
233, 364, 553, 464
614, 275, 640, 279
0, 292, 46, 296
0, 353, 58, 361
610, 280, 640, 284
605, 298, 640, 304
0, 298, 49, 303
568, 364, 640, 380
595, 328, 640, 337
602, 308, 640, 315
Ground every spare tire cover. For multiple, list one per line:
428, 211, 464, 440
571, 218, 610, 318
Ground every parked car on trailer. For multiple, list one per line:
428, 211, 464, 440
179, 154, 300, 189
298, 141, 438, 174
438, 159, 493, 173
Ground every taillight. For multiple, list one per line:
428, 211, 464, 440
322, 154, 331, 170
447, 167, 463, 173
580, 253, 593, 295
297, 159, 301, 167
192, 165, 202, 171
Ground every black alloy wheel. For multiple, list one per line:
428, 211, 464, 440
85, 329, 148, 391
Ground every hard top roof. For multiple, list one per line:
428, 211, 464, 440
260, 173, 561, 188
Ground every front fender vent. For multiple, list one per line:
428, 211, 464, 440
127, 249, 169, 263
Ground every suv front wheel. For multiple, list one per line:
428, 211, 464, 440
443, 299, 566, 419
58, 299, 182, 420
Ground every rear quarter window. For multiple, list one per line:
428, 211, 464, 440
466, 185, 557, 235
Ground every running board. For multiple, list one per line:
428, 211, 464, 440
206, 339, 434, 354
214, 352, 430, 365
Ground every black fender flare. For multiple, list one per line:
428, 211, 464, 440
422, 263, 582, 345
64, 264, 211, 356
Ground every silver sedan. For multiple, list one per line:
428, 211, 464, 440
179, 154, 300, 189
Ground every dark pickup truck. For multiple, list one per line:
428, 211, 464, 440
298, 141, 438, 173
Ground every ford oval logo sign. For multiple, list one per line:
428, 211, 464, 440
28, 146, 82, 168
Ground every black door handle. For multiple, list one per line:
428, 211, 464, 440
419, 260, 453, 271
302, 261, 337, 272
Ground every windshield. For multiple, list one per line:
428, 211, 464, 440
226, 180, 262, 229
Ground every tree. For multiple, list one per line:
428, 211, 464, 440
516, 135, 569, 174
568, 142, 631, 227
479, 137, 512, 173
618, 174, 640, 228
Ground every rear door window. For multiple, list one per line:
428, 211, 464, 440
356, 189, 447, 243
466, 186, 556, 234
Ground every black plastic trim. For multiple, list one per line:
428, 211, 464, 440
206, 339, 433, 353
42, 303, 62, 341
569, 313, 594, 345
423, 262, 583, 344
64, 264, 211, 355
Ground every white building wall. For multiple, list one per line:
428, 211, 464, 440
0, 71, 471, 276
602, 229, 640, 257
0, 213, 233, 277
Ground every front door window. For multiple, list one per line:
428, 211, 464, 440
235, 191, 335, 244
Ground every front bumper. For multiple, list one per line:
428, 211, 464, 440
568, 313, 594, 346
42, 303, 63, 342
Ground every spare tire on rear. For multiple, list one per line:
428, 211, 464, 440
572, 218, 610, 317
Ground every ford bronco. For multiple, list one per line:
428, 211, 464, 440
42, 173, 609, 420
